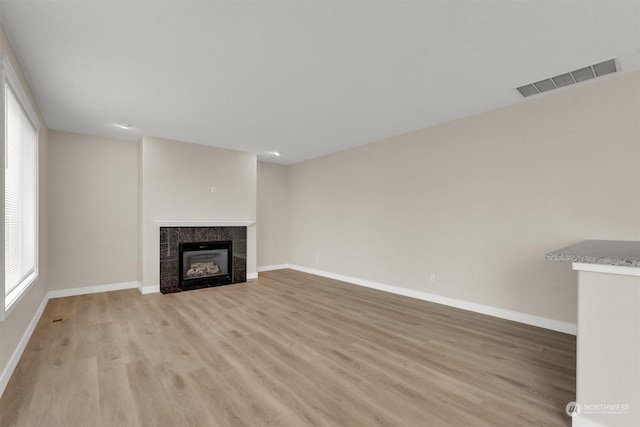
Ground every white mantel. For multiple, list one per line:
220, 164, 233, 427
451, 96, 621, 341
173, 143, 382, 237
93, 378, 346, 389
154, 220, 255, 227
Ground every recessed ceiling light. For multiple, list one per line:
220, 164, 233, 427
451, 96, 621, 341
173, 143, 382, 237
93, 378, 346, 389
116, 122, 132, 129
271, 151, 281, 157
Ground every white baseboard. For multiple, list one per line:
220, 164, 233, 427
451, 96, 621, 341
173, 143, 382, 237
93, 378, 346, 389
257, 264, 291, 272
48, 281, 140, 299
246, 272, 259, 280
137, 283, 160, 294
0, 291, 48, 398
266, 264, 576, 335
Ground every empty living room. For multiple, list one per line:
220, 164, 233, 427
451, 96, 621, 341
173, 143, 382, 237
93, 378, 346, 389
0, 1, 638, 426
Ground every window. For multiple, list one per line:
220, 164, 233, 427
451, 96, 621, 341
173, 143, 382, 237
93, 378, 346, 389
2, 57, 40, 318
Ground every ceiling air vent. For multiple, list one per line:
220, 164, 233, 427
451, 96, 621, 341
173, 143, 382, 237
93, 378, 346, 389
516, 58, 617, 98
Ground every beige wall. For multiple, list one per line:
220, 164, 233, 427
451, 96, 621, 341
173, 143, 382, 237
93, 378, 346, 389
140, 136, 257, 287
0, 23, 49, 390
288, 71, 640, 324
47, 131, 139, 290
257, 162, 291, 267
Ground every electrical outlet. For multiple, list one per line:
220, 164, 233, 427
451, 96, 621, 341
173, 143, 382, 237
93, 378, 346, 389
430, 274, 436, 283
211, 186, 217, 193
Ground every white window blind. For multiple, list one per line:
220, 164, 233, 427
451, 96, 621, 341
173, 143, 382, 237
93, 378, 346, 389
3, 56, 39, 314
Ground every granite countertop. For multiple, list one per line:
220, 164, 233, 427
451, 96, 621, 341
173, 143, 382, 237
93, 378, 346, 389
546, 240, 640, 267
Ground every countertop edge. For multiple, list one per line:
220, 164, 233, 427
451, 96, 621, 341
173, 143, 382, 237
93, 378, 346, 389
546, 240, 640, 268
545, 253, 640, 268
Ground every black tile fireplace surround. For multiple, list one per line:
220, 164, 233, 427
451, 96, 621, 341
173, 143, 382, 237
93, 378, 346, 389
160, 226, 247, 294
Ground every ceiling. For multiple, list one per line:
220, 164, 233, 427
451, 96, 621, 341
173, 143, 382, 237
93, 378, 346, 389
0, 1, 638, 164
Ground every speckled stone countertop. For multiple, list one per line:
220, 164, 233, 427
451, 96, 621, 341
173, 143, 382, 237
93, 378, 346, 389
546, 240, 640, 267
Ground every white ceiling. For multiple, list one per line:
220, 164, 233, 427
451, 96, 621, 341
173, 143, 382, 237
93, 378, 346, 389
0, 1, 638, 164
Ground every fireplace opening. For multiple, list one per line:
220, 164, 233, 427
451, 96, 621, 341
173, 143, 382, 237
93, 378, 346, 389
179, 241, 232, 290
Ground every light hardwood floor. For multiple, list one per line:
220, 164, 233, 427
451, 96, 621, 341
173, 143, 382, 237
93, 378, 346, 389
0, 269, 575, 427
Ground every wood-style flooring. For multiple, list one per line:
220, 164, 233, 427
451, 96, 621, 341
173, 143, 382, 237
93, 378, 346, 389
0, 269, 576, 426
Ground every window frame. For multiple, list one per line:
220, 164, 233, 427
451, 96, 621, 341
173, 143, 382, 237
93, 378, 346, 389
0, 56, 40, 321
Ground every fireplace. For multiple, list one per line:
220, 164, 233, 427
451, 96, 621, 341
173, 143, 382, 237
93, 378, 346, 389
160, 226, 247, 294
179, 241, 232, 290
